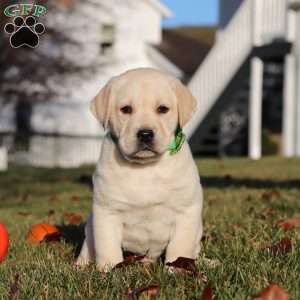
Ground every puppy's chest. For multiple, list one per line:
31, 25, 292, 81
110, 179, 188, 256
102, 169, 190, 208
121, 204, 176, 255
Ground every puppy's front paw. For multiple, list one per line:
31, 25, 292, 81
96, 257, 123, 273
76, 238, 95, 267
96, 262, 116, 273
75, 256, 91, 268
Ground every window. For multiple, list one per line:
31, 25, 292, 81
100, 23, 115, 57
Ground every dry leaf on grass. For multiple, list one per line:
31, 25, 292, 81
252, 284, 290, 300
113, 255, 146, 270
63, 213, 83, 225
47, 210, 55, 217
260, 208, 278, 219
21, 194, 30, 202
166, 257, 197, 274
17, 212, 31, 217
266, 237, 292, 256
261, 190, 281, 201
126, 284, 160, 300
166, 257, 207, 281
8, 273, 20, 300
277, 217, 300, 231
71, 196, 81, 202
49, 194, 60, 202
200, 284, 213, 300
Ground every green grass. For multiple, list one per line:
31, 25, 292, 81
0, 157, 300, 299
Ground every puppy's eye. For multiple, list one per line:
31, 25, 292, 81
157, 105, 169, 114
120, 105, 133, 114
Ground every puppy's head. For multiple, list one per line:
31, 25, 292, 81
91, 68, 196, 164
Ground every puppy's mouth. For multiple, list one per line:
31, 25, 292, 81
118, 139, 162, 163
132, 145, 158, 158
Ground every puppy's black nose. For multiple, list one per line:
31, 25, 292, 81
137, 129, 154, 144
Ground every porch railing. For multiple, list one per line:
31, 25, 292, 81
185, 0, 287, 138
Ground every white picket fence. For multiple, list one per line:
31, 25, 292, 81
185, 0, 288, 138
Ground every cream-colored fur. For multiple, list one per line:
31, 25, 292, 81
76, 68, 203, 271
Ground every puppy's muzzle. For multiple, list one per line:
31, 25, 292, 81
137, 129, 154, 146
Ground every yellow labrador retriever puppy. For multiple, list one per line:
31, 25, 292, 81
77, 68, 203, 271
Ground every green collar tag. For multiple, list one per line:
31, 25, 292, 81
168, 126, 185, 155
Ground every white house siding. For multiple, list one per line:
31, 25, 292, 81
0, 101, 16, 132
136, 1, 163, 44
27, 136, 102, 168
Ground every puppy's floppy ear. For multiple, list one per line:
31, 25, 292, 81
90, 79, 115, 130
171, 78, 197, 128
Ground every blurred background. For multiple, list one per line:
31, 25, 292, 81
0, 0, 300, 169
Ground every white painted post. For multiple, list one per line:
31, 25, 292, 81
0, 146, 8, 171
253, 0, 263, 47
295, 12, 300, 156
283, 53, 296, 157
248, 0, 263, 160
249, 57, 264, 160
295, 66, 300, 155
283, 7, 297, 157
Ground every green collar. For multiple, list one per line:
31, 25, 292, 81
168, 126, 185, 155
110, 132, 118, 145
109, 126, 185, 155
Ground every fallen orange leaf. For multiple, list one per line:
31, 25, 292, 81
27, 223, 61, 244
266, 238, 292, 256
200, 284, 213, 300
113, 255, 145, 270
71, 196, 81, 202
63, 213, 82, 225
126, 284, 159, 300
277, 217, 300, 231
252, 284, 290, 300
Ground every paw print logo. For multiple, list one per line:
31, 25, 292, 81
4, 16, 45, 49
